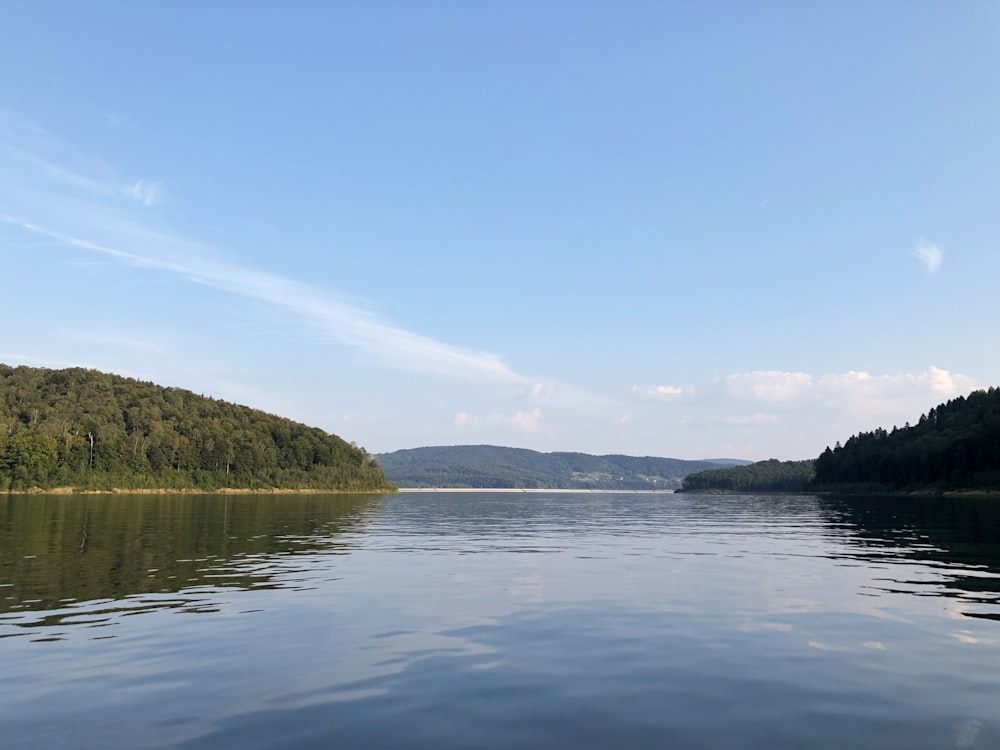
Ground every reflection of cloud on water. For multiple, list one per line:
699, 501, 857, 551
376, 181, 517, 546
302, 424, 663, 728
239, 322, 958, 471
807, 640, 852, 652
765, 597, 822, 614
737, 621, 793, 633
509, 556, 546, 604
470, 660, 503, 671
807, 639, 887, 653
944, 600, 995, 624
952, 630, 997, 645
272, 641, 493, 708
954, 718, 983, 748
268, 617, 500, 711
850, 604, 912, 622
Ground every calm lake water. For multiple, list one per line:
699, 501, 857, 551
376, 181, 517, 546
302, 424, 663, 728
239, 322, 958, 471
2, 491, 1000, 749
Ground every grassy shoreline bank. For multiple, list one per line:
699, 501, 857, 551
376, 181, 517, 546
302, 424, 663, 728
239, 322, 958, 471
5, 486, 398, 495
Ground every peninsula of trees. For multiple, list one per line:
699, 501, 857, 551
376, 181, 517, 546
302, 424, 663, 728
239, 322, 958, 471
0, 365, 395, 493
378, 445, 737, 489
811, 387, 1000, 492
681, 459, 815, 493
682, 387, 1000, 494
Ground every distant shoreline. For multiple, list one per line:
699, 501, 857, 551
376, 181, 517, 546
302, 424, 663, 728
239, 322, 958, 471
4, 487, 398, 496
396, 487, 676, 494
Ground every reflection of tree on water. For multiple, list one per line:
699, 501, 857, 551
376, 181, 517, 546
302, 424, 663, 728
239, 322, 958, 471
817, 495, 1000, 620
0, 493, 383, 618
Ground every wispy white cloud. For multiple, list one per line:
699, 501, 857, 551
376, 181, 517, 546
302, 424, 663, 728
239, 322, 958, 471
3, 143, 115, 198
912, 239, 943, 273
438, 364, 979, 459
723, 366, 975, 409
654, 385, 684, 396
724, 371, 812, 402
633, 384, 686, 399
925, 366, 963, 395
667, 365, 983, 458
0, 126, 540, 387
453, 412, 480, 428
124, 179, 161, 207
519, 379, 612, 411
490, 408, 542, 433
3, 115, 982, 462
105, 112, 131, 129
453, 408, 544, 435
816, 366, 976, 405
5, 213, 531, 383
722, 413, 778, 426
511, 408, 542, 432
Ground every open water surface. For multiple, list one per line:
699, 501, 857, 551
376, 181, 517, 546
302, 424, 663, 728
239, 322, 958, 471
2, 491, 1000, 749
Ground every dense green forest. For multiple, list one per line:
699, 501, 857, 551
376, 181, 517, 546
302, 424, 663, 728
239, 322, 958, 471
378, 445, 734, 489
682, 388, 1000, 494
0, 365, 395, 492
810, 387, 1000, 492
681, 459, 816, 493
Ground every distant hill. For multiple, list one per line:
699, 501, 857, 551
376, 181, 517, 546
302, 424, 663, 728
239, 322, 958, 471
0, 365, 395, 493
377, 445, 732, 489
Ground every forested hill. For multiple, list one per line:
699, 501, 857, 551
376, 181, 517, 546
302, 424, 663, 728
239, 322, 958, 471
377, 445, 734, 489
681, 388, 1000, 494
0, 365, 395, 493
681, 459, 816, 493
811, 387, 1000, 492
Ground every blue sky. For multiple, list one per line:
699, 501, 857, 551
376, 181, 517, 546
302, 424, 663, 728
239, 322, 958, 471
2, 2, 998, 460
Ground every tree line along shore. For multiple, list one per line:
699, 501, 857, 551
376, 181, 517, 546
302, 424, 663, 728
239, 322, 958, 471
681, 387, 1000, 495
0, 365, 395, 494
4, 364, 998, 496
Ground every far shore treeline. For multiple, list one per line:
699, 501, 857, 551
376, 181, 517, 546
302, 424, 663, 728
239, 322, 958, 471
4, 364, 998, 497
680, 459, 816, 493
0, 365, 395, 493
681, 387, 1000, 494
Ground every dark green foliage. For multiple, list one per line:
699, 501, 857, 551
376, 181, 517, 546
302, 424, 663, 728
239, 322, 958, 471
378, 445, 730, 489
810, 387, 1000, 492
0, 364, 395, 492
681, 459, 815, 493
